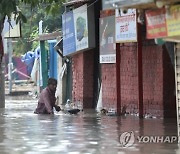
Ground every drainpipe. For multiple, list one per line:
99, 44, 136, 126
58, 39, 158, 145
137, 22, 143, 118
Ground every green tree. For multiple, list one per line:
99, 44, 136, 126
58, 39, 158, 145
13, 5, 64, 56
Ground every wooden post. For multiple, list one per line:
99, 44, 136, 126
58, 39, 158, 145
116, 43, 121, 115
40, 40, 48, 89
0, 62, 5, 108
0, 34, 5, 108
137, 23, 143, 118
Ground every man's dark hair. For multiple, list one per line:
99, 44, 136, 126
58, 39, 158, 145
48, 78, 57, 85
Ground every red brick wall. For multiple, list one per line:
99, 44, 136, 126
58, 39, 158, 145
101, 64, 117, 110
120, 42, 169, 117
71, 41, 175, 118
120, 43, 139, 114
142, 41, 163, 117
101, 41, 176, 118
72, 50, 94, 109
83, 50, 94, 108
72, 52, 84, 103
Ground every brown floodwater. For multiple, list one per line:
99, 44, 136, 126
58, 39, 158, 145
1, 95, 179, 154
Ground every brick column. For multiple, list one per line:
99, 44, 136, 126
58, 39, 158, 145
72, 50, 94, 109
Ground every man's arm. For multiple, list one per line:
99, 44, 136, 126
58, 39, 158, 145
54, 96, 61, 112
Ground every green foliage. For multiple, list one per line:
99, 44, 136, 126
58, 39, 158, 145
0, 0, 65, 30
0, 0, 65, 55
0, 0, 18, 21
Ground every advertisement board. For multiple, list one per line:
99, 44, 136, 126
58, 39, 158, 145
100, 15, 116, 63
146, 8, 167, 39
62, 4, 95, 56
62, 11, 76, 55
73, 5, 88, 51
146, 5, 180, 39
166, 5, 180, 37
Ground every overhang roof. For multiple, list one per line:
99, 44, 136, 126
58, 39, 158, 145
33, 31, 62, 41
103, 0, 180, 10
63, 0, 90, 7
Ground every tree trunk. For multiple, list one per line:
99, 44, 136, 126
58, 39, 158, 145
0, 17, 5, 64
0, 35, 4, 63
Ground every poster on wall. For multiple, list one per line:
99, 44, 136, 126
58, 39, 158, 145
146, 8, 167, 39
115, 8, 137, 42
99, 15, 116, 63
62, 4, 94, 56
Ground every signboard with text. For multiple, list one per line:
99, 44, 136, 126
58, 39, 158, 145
115, 9, 137, 42
146, 8, 167, 39
145, 5, 180, 39
166, 5, 180, 37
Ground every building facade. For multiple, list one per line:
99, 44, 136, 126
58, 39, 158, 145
62, 0, 179, 119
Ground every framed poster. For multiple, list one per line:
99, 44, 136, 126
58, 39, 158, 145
100, 15, 116, 63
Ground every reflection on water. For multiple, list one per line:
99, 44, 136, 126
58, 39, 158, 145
0, 99, 178, 154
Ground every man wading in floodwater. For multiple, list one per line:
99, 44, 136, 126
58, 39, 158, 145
34, 78, 61, 114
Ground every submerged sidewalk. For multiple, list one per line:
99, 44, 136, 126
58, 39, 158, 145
1, 92, 179, 154
5, 80, 34, 96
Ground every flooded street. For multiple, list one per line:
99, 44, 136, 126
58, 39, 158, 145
1, 95, 179, 154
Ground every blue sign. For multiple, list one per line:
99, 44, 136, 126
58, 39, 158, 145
62, 11, 76, 56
